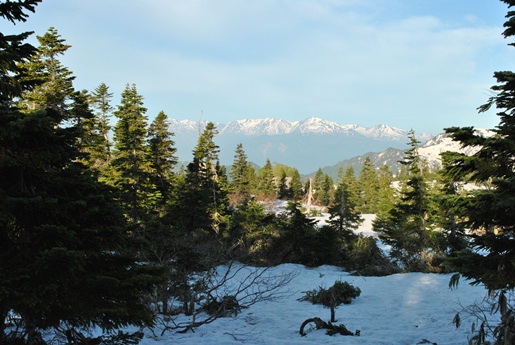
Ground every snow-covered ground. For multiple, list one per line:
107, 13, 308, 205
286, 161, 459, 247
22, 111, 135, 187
136, 210, 494, 345
139, 265, 490, 345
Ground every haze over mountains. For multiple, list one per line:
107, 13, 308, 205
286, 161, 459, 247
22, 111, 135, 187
169, 117, 434, 174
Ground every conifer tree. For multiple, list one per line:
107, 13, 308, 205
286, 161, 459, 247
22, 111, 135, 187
374, 130, 435, 271
228, 143, 254, 204
320, 174, 334, 206
442, 0, 515, 292
257, 159, 276, 200
290, 168, 304, 201
110, 83, 152, 224
72, 89, 108, 173
163, 123, 228, 314
147, 110, 177, 212
375, 164, 396, 218
274, 202, 319, 265
441, 2, 515, 343
89, 82, 114, 170
312, 167, 324, 204
277, 168, 291, 199
18, 27, 75, 117
175, 122, 227, 235
0, 8, 163, 343
358, 156, 379, 213
341, 166, 360, 207
328, 180, 363, 240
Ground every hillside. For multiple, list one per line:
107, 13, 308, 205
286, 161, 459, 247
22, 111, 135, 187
314, 131, 486, 179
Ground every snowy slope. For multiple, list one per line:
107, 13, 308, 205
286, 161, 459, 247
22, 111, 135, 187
319, 130, 491, 178
135, 214, 494, 345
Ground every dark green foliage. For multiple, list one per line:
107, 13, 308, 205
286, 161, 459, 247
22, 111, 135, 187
441, 0, 515, 291
110, 83, 152, 224
290, 168, 304, 201
374, 130, 440, 272
441, 2, 515, 344
299, 280, 361, 306
345, 235, 399, 276
18, 27, 75, 116
270, 203, 343, 267
174, 122, 228, 235
357, 156, 380, 213
86, 82, 114, 176
147, 110, 177, 212
0, 11, 163, 342
328, 182, 362, 239
228, 143, 255, 204
226, 199, 278, 265
0, 0, 40, 24
299, 280, 361, 323
257, 159, 276, 200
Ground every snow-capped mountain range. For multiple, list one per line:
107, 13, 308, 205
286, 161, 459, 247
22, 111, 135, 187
169, 117, 421, 139
169, 117, 434, 173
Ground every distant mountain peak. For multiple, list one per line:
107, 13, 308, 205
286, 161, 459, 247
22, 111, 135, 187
169, 117, 432, 139
169, 117, 435, 173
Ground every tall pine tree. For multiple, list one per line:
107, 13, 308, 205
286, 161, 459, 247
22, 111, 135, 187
442, 2, 515, 342
87, 82, 114, 175
147, 110, 177, 213
374, 130, 436, 271
228, 143, 254, 204
0, 8, 163, 343
358, 156, 380, 213
18, 27, 75, 117
257, 159, 276, 200
110, 83, 151, 224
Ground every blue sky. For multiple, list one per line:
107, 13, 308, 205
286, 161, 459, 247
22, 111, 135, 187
6, 0, 514, 134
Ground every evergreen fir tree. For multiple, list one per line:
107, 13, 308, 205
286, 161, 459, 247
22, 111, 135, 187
110, 83, 152, 224
441, 2, 515, 343
175, 122, 227, 235
277, 168, 291, 199
89, 82, 114, 171
374, 130, 436, 271
147, 110, 178, 213
328, 180, 363, 240
257, 159, 276, 200
320, 174, 334, 206
358, 156, 380, 213
0, 8, 163, 343
162, 123, 228, 314
18, 27, 75, 117
312, 167, 324, 204
375, 164, 396, 218
72, 89, 108, 172
442, 0, 515, 291
228, 143, 253, 204
341, 166, 360, 208
290, 168, 304, 201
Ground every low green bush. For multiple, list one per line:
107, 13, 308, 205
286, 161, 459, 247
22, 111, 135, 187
299, 280, 361, 307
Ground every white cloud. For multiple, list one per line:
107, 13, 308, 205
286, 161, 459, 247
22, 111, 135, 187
14, 0, 509, 133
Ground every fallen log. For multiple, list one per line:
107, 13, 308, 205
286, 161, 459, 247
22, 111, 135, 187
299, 317, 360, 336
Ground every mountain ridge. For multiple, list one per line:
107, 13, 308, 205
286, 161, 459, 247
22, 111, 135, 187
313, 131, 489, 180
168, 117, 434, 173
169, 117, 431, 139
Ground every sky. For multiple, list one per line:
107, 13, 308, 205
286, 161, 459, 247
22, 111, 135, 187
6, 0, 514, 134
